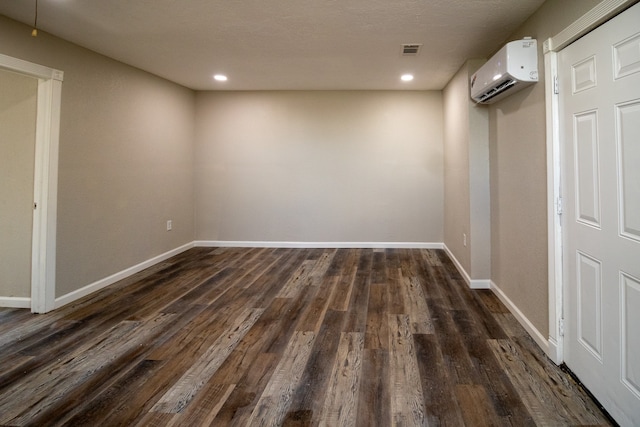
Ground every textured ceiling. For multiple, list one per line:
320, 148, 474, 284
0, 0, 546, 90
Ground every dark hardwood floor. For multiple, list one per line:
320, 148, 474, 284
0, 247, 612, 426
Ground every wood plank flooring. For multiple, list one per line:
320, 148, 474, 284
0, 247, 612, 426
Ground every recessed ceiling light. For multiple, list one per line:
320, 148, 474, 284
214, 74, 228, 82
401, 74, 414, 82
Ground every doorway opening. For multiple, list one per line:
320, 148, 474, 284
0, 53, 63, 313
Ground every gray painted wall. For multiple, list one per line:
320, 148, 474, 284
195, 91, 444, 244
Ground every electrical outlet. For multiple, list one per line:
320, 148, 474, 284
167, 220, 172, 231
463, 233, 467, 247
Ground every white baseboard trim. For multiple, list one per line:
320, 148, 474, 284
442, 244, 490, 289
194, 240, 444, 249
490, 280, 549, 353
0, 296, 31, 309
443, 243, 470, 285
54, 242, 195, 309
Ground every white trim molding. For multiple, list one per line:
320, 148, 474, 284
544, 48, 564, 365
543, 0, 637, 53
491, 281, 549, 354
0, 54, 63, 314
443, 244, 491, 289
0, 297, 31, 309
547, 337, 561, 366
195, 241, 444, 249
0, 53, 64, 81
54, 242, 194, 309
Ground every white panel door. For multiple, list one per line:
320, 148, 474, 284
559, 3, 640, 425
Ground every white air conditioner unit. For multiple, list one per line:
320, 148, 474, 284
470, 38, 538, 104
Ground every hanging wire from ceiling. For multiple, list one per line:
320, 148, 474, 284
32, 0, 38, 37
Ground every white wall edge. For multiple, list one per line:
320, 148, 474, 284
470, 279, 491, 290
443, 244, 491, 289
194, 240, 444, 249
0, 297, 31, 308
54, 242, 195, 309
490, 280, 550, 354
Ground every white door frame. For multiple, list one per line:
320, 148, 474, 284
544, 0, 637, 364
0, 53, 63, 314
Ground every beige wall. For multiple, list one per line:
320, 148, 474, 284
195, 91, 444, 243
0, 16, 196, 297
0, 69, 37, 298
489, 0, 602, 334
443, 60, 490, 281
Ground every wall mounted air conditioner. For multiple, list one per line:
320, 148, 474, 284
470, 38, 538, 104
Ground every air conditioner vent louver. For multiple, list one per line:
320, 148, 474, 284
401, 44, 422, 56
478, 79, 517, 102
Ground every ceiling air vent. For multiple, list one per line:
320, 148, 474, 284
401, 44, 422, 56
